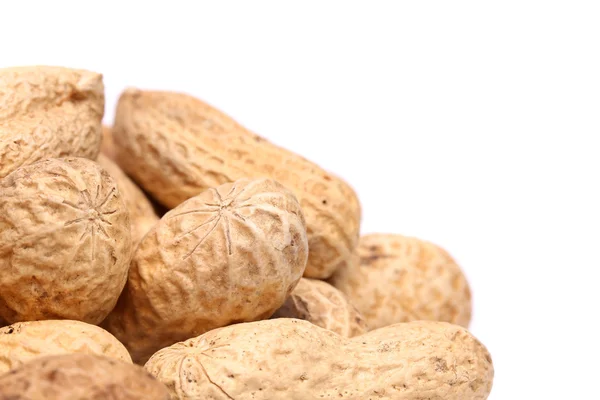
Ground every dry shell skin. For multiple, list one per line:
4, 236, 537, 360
145, 319, 494, 400
0, 354, 170, 400
330, 234, 472, 330
0, 320, 132, 374
271, 278, 368, 337
0, 66, 104, 179
0, 157, 132, 324
97, 154, 158, 245
104, 178, 308, 363
100, 124, 116, 160
112, 89, 360, 278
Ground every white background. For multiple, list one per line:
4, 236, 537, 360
2, 2, 599, 398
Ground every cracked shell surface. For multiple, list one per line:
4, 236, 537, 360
330, 234, 472, 330
145, 319, 493, 400
0, 320, 132, 375
0, 66, 104, 179
0, 354, 170, 400
97, 154, 158, 245
112, 89, 360, 279
104, 178, 308, 364
0, 157, 132, 324
272, 278, 368, 337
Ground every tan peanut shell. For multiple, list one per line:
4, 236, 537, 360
97, 154, 158, 245
0, 320, 132, 374
112, 89, 360, 278
0, 157, 132, 324
0, 354, 170, 400
104, 178, 308, 364
330, 234, 472, 330
145, 319, 494, 400
271, 278, 368, 337
100, 124, 116, 160
0, 66, 104, 179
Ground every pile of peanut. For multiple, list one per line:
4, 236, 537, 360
0, 67, 494, 399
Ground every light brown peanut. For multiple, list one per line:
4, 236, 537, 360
330, 234, 472, 330
0, 66, 104, 178
104, 178, 308, 363
0, 157, 132, 324
0, 354, 170, 399
0, 320, 132, 374
272, 278, 368, 337
112, 89, 360, 278
145, 319, 494, 400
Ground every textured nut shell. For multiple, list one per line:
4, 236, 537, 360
145, 319, 493, 400
0, 66, 104, 179
0, 157, 132, 324
0, 320, 132, 374
100, 125, 116, 160
112, 89, 360, 279
97, 154, 158, 245
0, 354, 170, 400
272, 278, 368, 337
104, 178, 308, 363
330, 234, 472, 330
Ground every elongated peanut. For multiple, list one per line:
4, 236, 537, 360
145, 319, 494, 400
112, 89, 360, 278
0, 66, 104, 178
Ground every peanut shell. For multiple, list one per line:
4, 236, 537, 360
330, 234, 472, 329
0, 354, 170, 399
112, 89, 360, 278
104, 178, 308, 363
0, 157, 132, 324
0, 320, 131, 374
272, 278, 368, 337
145, 319, 494, 400
0, 66, 104, 178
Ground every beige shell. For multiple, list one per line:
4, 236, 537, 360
145, 319, 493, 400
100, 125, 116, 161
0, 320, 132, 374
112, 89, 360, 279
0, 157, 132, 324
0, 354, 170, 399
97, 154, 158, 245
0, 66, 104, 179
104, 178, 308, 364
330, 234, 472, 330
271, 278, 368, 337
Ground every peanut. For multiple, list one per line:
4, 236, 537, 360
145, 318, 494, 400
272, 278, 368, 337
330, 234, 472, 329
0, 66, 104, 178
104, 178, 308, 363
0, 320, 132, 374
0, 354, 170, 399
112, 89, 360, 278
0, 157, 132, 324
